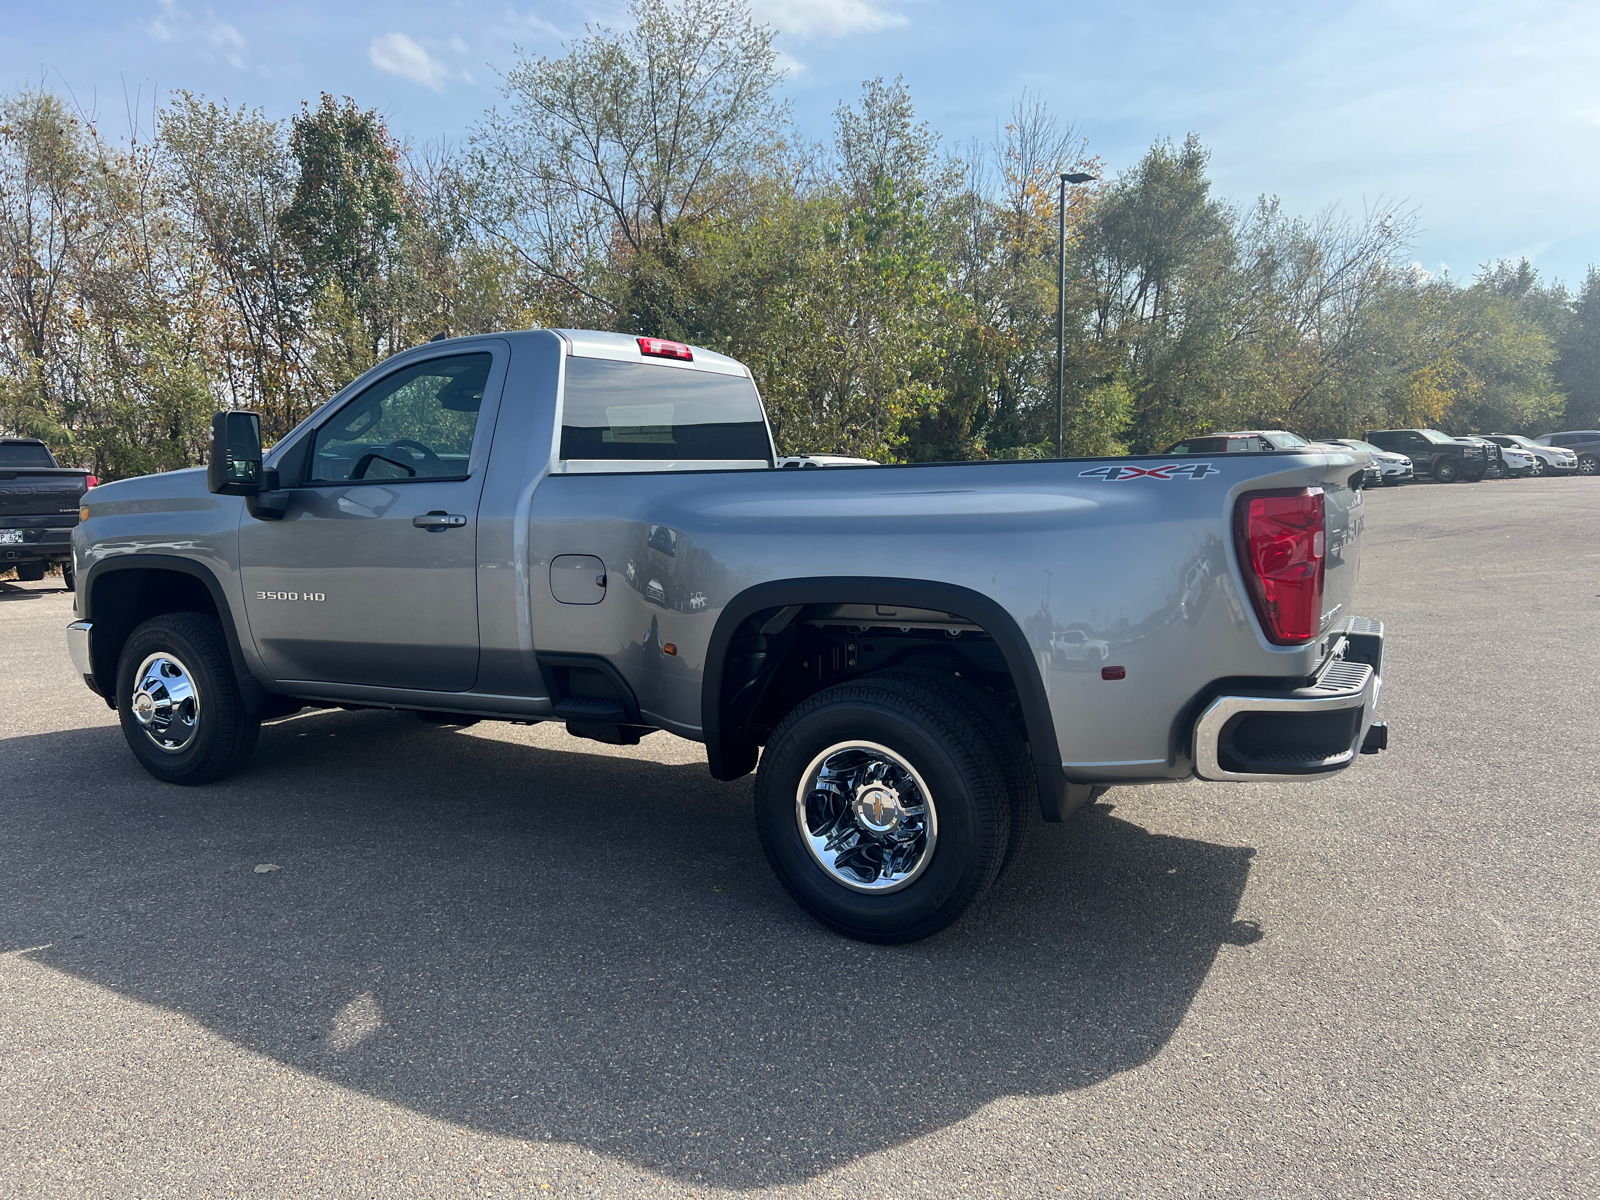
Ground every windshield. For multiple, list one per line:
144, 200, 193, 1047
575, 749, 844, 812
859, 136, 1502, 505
1338, 439, 1383, 454
1419, 429, 1458, 444
1500, 435, 1535, 448
1269, 431, 1309, 448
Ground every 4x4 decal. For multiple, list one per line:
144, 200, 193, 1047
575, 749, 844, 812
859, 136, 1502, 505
1079, 462, 1219, 481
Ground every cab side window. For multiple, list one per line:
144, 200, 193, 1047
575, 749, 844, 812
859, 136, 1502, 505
309, 354, 492, 484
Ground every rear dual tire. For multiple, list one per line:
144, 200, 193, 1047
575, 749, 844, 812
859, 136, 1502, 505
754, 674, 1012, 944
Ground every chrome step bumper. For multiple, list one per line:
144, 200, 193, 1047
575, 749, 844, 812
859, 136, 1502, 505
1194, 618, 1385, 782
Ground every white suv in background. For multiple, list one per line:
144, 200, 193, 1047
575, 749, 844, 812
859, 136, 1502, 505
1484, 434, 1578, 476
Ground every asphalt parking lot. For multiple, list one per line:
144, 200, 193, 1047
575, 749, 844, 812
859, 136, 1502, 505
2, 478, 1596, 1199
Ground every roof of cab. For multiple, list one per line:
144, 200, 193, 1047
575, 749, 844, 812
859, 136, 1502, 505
555, 329, 751, 378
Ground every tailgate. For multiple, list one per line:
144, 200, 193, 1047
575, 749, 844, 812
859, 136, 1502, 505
0, 470, 88, 520
1316, 455, 1366, 639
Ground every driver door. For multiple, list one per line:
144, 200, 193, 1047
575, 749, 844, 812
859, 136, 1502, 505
240, 343, 508, 692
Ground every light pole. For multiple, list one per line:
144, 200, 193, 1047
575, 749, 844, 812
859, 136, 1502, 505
1057, 171, 1096, 458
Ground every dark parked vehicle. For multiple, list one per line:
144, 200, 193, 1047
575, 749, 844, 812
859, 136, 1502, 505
1532, 430, 1600, 475
0, 438, 95, 587
1364, 429, 1489, 483
1455, 436, 1516, 479
1162, 430, 1311, 454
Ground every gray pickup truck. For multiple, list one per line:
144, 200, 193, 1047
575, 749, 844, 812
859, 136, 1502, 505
67, 330, 1388, 942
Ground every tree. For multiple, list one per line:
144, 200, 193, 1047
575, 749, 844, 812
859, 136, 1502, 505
160, 93, 311, 439
280, 94, 408, 377
1555, 267, 1600, 427
474, 0, 785, 314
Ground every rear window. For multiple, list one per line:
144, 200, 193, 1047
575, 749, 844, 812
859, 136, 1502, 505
1165, 437, 1238, 454
560, 358, 771, 463
0, 441, 56, 468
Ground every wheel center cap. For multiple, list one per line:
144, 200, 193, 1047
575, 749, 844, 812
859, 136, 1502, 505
132, 691, 156, 724
852, 784, 902, 834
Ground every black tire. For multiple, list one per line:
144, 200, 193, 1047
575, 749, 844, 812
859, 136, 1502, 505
1432, 456, 1460, 483
873, 670, 1037, 878
1579, 455, 1599, 477
60, 560, 75, 591
116, 613, 260, 785
754, 673, 1010, 943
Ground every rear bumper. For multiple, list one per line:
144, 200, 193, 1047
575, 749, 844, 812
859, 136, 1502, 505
1194, 617, 1385, 782
1, 523, 74, 565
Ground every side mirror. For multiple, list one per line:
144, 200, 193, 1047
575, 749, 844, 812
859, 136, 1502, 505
208, 411, 263, 495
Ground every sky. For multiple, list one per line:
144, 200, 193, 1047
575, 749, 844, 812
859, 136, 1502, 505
6, 0, 1600, 287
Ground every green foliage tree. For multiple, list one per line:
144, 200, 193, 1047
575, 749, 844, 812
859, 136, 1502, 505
1555, 267, 1600, 427
280, 94, 408, 377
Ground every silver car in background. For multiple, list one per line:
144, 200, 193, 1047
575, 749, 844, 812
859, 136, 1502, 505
1325, 438, 1413, 486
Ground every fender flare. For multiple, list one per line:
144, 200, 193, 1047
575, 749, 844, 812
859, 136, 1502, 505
80, 554, 269, 713
702, 576, 1069, 818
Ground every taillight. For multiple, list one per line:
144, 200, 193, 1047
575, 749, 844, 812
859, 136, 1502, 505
1235, 488, 1325, 645
638, 337, 693, 361
85, 476, 98, 489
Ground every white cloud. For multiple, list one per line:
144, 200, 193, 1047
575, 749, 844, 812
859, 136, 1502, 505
369, 32, 450, 91
211, 22, 244, 69
498, 8, 564, 42
751, 0, 906, 40
144, 1, 249, 69
773, 49, 806, 77
147, 0, 179, 41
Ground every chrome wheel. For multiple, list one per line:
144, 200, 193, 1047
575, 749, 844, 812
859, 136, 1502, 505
795, 741, 937, 893
131, 652, 201, 753
1579, 456, 1599, 476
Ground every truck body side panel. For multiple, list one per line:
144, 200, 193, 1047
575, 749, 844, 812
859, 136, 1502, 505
524, 450, 1367, 777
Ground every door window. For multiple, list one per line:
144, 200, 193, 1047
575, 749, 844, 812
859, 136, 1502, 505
308, 354, 492, 483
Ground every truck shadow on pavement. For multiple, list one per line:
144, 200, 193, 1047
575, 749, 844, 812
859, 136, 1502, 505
2, 709, 1257, 1188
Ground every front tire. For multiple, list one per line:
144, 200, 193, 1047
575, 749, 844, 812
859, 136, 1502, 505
754, 674, 1009, 944
1432, 456, 1461, 483
1579, 455, 1599, 476
116, 613, 260, 785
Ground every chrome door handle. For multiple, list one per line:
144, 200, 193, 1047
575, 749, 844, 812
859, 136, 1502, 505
413, 513, 467, 529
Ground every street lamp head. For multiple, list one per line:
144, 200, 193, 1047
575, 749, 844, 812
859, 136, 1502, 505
1061, 172, 1097, 184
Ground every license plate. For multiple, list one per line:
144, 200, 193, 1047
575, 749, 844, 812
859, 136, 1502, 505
0, 529, 22, 544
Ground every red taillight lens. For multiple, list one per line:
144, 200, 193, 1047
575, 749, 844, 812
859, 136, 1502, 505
1235, 488, 1325, 645
638, 337, 693, 361
85, 476, 99, 489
